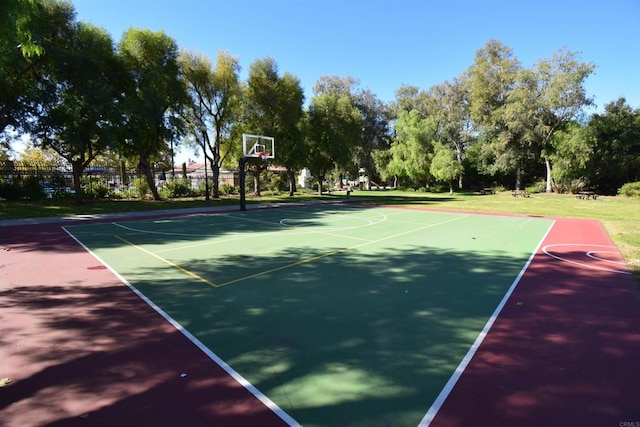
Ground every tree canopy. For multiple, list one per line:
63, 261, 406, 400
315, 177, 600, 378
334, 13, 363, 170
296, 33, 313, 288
118, 28, 187, 200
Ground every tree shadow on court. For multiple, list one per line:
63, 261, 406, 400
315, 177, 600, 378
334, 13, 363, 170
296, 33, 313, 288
0, 223, 85, 254
0, 282, 287, 427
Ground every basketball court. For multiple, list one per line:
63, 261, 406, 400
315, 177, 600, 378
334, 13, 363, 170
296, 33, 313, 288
62, 206, 553, 426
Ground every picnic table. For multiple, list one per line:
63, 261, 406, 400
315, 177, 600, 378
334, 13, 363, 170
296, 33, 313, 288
480, 188, 496, 195
576, 191, 598, 199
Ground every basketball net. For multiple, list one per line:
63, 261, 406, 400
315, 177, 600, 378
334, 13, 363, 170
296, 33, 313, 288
258, 151, 270, 163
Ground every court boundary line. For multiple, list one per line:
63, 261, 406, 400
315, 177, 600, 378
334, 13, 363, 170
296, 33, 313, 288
418, 219, 557, 426
62, 226, 301, 427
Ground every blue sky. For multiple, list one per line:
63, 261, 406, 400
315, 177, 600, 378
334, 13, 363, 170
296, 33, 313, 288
70, 0, 639, 113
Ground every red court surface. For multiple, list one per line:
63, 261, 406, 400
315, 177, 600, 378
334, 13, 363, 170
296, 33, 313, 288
429, 218, 640, 427
1, 212, 639, 426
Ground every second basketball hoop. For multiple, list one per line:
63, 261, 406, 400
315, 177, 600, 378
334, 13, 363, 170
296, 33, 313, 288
242, 134, 275, 160
239, 134, 275, 212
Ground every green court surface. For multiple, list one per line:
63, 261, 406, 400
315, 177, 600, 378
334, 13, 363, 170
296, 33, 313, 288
65, 205, 553, 427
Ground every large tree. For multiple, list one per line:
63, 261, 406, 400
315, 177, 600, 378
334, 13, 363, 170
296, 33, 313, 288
528, 48, 595, 192
352, 89, 392, 187
588, 98, 640, 193
466, 40, 534, 190
306, 92, 362, 194
426, 77, 472, 189
1, 0, 75, 135
276, 73, 306, 195
241, 57, 305, 196
179, 50, 241, 198
313, 76, 391, 187
118, 28, 187, 200
430, 141, 464, 194
26, 22, 124, 202
381, 109, 437, 189
467, 41, 595, 191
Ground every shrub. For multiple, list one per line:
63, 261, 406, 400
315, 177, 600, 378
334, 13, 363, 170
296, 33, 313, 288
45, 171, 73, 199
426, 184, 445, 193
24, 176, 45, 200
163, 178, 193, 198
87, 183, 110, 198
618, 181, 640, 198
264, 171, 285, 193
220, 182, 237, 195
118, 187, 139, 199
192, 182, 207, 197
81, 176, 110, 199
526, 180, 546, 194
0, 182, 24, 201
553, 178, 587, 194
131, 177, 150, 199
107, 190, 124, 200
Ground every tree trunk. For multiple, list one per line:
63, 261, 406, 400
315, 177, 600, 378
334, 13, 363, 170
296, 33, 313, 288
211, 158, 219, 199
515, 167, 522, 191
457, 147, 464, 189
317, 175, 324, 195
545, 157, 554, 193
253, 170, 261, 196
71, 162, 84, 204
139, 156, 161, 200
211, 135, 221, 198
288, 169, 296, 196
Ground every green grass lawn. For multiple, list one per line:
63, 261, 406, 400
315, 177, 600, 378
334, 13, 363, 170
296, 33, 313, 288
1, 190, 638, 279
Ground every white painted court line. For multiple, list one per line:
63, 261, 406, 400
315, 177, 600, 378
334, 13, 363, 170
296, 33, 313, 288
586, 251, 627, 265
62, 226, 301, 427
543, 243, 632, 275
418, 219, 556, 426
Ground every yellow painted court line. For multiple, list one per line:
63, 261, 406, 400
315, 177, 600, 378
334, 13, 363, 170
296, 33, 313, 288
114, 235, 219, 288
153, 233, 257, 254
216, 214, 468, 287
153, 221, 375, 254
312, 230, 374, 242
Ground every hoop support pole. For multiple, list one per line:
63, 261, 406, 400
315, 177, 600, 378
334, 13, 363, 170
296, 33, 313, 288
239, 157, 247, 211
